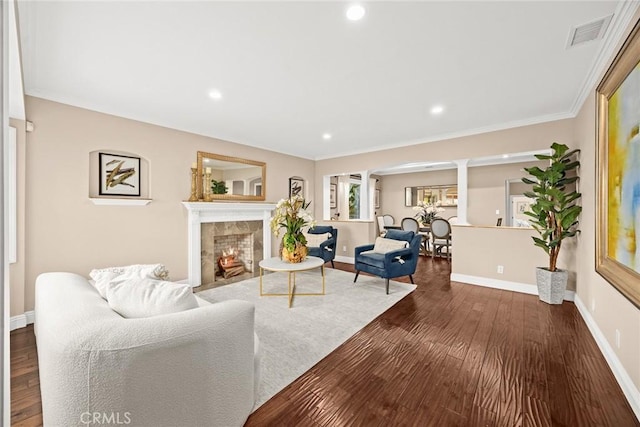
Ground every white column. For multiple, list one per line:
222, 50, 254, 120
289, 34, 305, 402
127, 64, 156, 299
360, 170, 370, 220
455, 159, 470, 225
188, 210, 202, 286
322, 175, 331, 220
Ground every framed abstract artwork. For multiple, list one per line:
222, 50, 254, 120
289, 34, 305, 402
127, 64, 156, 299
596, 18, 640, 308
99, 153, 141, 196
289, 176, 304, 198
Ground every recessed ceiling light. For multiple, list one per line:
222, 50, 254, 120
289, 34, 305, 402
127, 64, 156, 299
346, 4, 365, 21
502, 154, 510, 159
208, 89, 223, 100
430, 105, 444, 115
322, 133, 332, 140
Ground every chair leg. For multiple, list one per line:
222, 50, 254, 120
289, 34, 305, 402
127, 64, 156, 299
331, 260, 335, 268
354, 271, 360, 283
409, 275, 414, 284
385, 278, 389, 295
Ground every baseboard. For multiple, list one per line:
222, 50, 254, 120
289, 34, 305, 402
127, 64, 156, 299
574, 295, 640, 422
450, 273, 575, 301
335, 255, 354, 264
10, 311, 35, 331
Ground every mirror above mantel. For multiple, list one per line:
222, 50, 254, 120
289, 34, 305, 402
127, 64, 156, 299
404, 184, 458, 207
196, 152, 266, 201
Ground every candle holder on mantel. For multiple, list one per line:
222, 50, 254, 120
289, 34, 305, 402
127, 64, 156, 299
188, 167, 198, 202
204, 170, 213, 202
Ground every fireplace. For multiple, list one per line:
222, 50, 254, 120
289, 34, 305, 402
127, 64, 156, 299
201, 220, 263, 287
182, 202, 276, 287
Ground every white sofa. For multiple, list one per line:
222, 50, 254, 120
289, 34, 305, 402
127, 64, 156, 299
35, 272, 261, 427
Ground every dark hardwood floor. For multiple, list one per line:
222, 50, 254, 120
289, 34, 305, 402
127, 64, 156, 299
10, 257, 639, 426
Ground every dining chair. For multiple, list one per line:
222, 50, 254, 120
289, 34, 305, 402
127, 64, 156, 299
382, 214, 395, 227
401, 217, 429, 255
447, 216, 459, 225
376, 216, 387, 237
430, 218, 452, 261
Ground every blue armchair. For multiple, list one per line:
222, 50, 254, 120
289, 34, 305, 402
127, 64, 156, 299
306, 226, 338, 268
353, 229, 422, 294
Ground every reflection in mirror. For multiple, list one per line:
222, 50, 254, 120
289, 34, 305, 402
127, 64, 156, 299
196, 152, 266, 201
404, 184, 457, 207
505, 178, 533, 227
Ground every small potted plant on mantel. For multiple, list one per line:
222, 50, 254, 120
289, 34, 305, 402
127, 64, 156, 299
522, 142, 582, 304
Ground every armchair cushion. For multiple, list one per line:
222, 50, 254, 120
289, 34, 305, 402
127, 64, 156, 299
384, 229, 415, 243
304, 232, 331, 247
372, 237, 409, 253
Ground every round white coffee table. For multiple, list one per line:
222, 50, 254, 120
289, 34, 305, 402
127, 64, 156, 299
259, 256, 325, 308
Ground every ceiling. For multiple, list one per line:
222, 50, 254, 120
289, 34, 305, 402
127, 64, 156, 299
16, 1, 634, 160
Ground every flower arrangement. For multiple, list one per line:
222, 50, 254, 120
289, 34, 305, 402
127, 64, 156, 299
270, 195, 316, 262
413, 200, 445, 225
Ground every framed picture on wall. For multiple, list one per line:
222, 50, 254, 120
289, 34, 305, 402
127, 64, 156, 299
330, 183, 337, 208
289, 176, 304, 198
99, 153, 141, 196
596, 18, 640, 308
516, 201, 530, 213
375, 189, 380, 208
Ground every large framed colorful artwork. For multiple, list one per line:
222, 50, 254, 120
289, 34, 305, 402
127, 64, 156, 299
596, 19, 640, 308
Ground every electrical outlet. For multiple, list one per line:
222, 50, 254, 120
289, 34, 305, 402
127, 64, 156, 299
615, 329, 621, 349
497, 265, 504, 274
496, 209, 500, 215
591, 298, 596, 312
343, 246, 347, 252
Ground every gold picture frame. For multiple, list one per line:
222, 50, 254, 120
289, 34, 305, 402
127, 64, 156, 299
596, 18, 640, 308
196, 151, 266, 201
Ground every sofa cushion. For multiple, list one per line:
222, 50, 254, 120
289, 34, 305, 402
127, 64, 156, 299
90, 264, 170, 299
373, 237, 408, 254
106, 277, 198, 318
304, 232, 330, 247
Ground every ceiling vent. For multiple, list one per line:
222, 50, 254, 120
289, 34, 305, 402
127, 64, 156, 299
567, 14, 613, 48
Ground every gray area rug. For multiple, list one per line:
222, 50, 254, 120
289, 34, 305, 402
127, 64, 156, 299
196, 267, 416, 409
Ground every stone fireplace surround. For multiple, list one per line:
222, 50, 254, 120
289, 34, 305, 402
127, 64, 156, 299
182, 202, 276, 287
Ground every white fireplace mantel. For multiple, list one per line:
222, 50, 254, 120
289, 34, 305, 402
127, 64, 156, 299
182, 202, 276, 287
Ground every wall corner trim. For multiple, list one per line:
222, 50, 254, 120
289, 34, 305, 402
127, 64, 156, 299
10, 311, 35, 331
450, 273, 575, 301
574, 295, 640, 422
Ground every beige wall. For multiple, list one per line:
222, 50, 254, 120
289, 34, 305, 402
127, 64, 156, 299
452, 225, 548, 284
378, 169, 458, 223
9, 119, 26, 317
574, 93, 640, 391
314, 119, 574, 225
21, 96, 314, 311
350, 160, 546, 228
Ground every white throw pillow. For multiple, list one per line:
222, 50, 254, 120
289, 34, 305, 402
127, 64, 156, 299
89, 264, 170, 299
304, 232, 331, 247
372, 237, 408, 254
106, 277, 198, 319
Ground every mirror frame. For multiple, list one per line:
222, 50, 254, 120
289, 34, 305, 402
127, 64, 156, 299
196, 151, 266, 201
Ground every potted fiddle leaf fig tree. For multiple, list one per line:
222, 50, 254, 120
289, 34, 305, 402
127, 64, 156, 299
522, 142, 582, 304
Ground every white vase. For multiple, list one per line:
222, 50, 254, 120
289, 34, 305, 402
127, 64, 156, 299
535, 267, 568, 304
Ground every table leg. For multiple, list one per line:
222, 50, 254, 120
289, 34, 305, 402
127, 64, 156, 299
259, 267, 264, 296
321, 264, 325, 295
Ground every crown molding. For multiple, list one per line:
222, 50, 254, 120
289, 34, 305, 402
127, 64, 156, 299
569, 1, 640, 115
